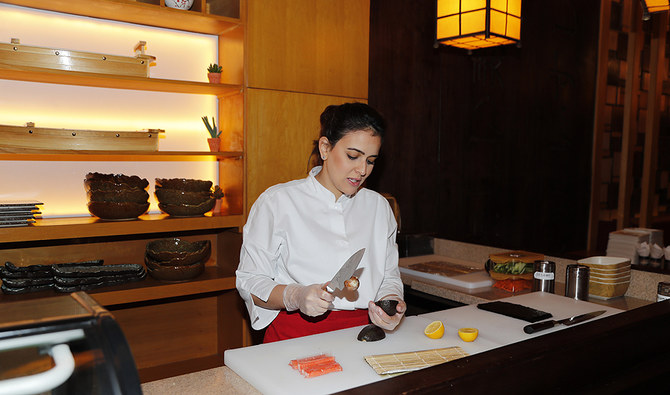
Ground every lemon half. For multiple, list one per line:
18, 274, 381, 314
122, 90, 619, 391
424, 321, 445, 339
458, 327, 479, 342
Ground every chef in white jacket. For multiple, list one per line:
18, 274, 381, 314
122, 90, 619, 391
236, 102, 406, 343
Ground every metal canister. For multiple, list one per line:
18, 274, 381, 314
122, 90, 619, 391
532, 260, 555, 293
565, 264, 590, 301
658, 282, 670, 302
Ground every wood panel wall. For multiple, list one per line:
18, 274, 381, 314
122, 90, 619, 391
245, 0, 370, 213
367, 0, 602, 257
245, 89, 359, 206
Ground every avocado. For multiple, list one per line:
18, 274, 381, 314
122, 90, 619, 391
357, 324, 386, 342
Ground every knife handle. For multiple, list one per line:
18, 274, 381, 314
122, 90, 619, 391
523, 320, 557, 334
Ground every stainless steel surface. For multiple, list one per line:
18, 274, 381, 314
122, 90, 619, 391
532, 260, 555, 293
326, 248, 365, 292
565, 264, 590, 301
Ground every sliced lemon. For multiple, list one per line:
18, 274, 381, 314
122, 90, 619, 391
458, 327, 479, 342
424, 321, 444, 339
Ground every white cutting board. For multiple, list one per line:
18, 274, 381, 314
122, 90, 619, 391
224, 293, 622, 395
399, 266, 494, 289
420, 292, 622, 346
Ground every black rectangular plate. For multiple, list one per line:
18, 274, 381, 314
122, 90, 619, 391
477, 301, 553, 322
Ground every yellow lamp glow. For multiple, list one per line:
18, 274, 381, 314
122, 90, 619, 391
436, 0, 522, 50
642, 0, 669, 21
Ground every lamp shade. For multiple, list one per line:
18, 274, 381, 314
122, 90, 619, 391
436, 0, 522, 50
643, 0, 670, 13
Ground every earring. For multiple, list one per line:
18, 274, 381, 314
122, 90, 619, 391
321, 156, 326, 160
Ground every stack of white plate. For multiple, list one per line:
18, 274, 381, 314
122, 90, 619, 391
606, 229, 650, 265
0, 200, 42, 227
578, 256, 631, 299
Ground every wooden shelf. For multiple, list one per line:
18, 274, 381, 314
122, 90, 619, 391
0, 213, 245, 243
0, 150, 244, 160
0, 0, 242, 35
0, 0, 248, 381
0, 66, 242, 95
0, 265, 237, 306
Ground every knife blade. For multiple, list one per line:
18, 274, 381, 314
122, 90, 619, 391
326, 248, 365, 293
523, 310, 606, 334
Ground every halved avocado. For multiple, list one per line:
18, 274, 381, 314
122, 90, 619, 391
357, 324, 386, 342
375, 299, 399, 316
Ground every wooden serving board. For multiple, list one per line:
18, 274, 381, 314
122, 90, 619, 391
0, 39, 155, 77
0, 123, 163, 151
399, 261, 494, 289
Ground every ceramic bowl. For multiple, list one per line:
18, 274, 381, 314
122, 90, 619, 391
154, 188, 212, 205
590, 273, 631, 283
145, 257, 204, 282
158, 198, 216, 217
145, 238, 211, 265
588, 266, 631, 276
84, 181, 147, 193
588, 279, 630, 299
578, 256, 630, 270
165, 0, 194, 10
87, 189, 150, 204
85, 172, 149, 189
87, 201, 149, 220
155, 178, 212, 192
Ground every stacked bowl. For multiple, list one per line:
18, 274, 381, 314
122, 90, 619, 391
577, 256, 631, 299
85, 172, 150, 220
155, 178, 223, 217
145, 238, 211, 282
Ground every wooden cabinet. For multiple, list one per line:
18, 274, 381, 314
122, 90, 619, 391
245, 0, 370, 210
0, 0, 246, 382
246, 0, 369, 98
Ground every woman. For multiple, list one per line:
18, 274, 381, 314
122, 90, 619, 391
236, 102, 405, 343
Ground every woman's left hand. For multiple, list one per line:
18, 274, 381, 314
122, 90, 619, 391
368, 295, 406, 331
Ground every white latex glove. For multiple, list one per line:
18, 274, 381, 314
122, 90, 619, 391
283, 283, 334, 317
368, 295, 406, 331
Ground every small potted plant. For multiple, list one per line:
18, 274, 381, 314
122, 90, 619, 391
207, 63, 223, 84
202, 116, 222, 152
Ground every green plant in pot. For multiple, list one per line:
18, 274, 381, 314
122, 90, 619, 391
207, 63, 222, 84
202, 116, 222, 152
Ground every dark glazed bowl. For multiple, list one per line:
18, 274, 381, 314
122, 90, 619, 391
145, 257, 204, 282
87, 189, 150, 204
145, 238, 211, 265
158, 198, 216, 217
155, 178, 213, 192
154, 188, 212, 205
84, 180, 147, 193
85, 172, 149, 189
87, 201, 149, 220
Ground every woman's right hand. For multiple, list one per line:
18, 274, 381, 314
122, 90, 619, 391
283, 283, 334, 317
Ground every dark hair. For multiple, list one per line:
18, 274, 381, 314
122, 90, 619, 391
310, 102, 386, 167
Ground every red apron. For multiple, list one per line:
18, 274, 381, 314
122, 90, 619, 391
263, 309, 369, 343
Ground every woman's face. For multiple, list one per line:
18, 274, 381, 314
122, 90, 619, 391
316, 128, 382, 199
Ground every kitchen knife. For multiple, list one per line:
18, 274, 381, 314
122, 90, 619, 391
523, 310, 606, 334
326, 248, 365, 293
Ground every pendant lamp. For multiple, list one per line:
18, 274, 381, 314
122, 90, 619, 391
436, 0, 522, 50
641, 0, 670, 20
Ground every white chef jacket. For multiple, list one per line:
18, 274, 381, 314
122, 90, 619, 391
236, 166, 403, 330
